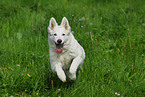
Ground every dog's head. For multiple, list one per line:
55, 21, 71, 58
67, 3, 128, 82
48, 17, 71, 54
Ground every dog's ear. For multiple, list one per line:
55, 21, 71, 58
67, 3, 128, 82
48, 17, 58, 32
61, 17, 71, 31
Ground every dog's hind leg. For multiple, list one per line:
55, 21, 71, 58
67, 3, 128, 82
55, 65, 66, 82
69, 56, 84, 80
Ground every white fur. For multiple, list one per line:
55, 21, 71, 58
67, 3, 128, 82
48, 17, 85, 82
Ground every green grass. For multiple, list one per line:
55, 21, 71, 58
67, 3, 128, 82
0, 0, 145, 96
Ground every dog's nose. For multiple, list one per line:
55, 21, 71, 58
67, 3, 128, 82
57, 39, 62, 44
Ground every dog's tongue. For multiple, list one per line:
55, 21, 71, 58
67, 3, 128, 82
56, 44, 63, 54
56, 48, 63, 54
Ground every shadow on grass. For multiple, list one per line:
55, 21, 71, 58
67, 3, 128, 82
46, 72, 75, 90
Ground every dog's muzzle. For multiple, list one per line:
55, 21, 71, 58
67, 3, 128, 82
55, 39, 64, 54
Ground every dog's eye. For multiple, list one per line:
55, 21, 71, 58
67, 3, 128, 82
62, 34, 65, 36
54, 34, 57, 36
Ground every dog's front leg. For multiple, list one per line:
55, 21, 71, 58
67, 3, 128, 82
69, 56, 83, 80
55, 65, 66, 82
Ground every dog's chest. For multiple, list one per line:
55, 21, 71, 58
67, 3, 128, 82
58, 51, 73, 69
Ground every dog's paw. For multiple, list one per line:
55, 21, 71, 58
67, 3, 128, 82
58, 76, 66, 82
69, 72, 76, 80
58, 74, 66, 82
56, 71, 66, 82
61, 76, 66, 82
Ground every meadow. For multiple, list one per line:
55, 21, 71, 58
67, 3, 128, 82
0, 0, 145, 96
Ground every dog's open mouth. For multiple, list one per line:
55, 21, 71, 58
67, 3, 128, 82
55, 43, 64, 54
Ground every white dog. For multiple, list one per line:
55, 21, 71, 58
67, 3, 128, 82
48, 17, 85, 82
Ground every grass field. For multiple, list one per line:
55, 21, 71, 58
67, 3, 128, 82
0, 0, 145, 96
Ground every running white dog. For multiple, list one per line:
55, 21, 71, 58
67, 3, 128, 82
48, 17, 85, 82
